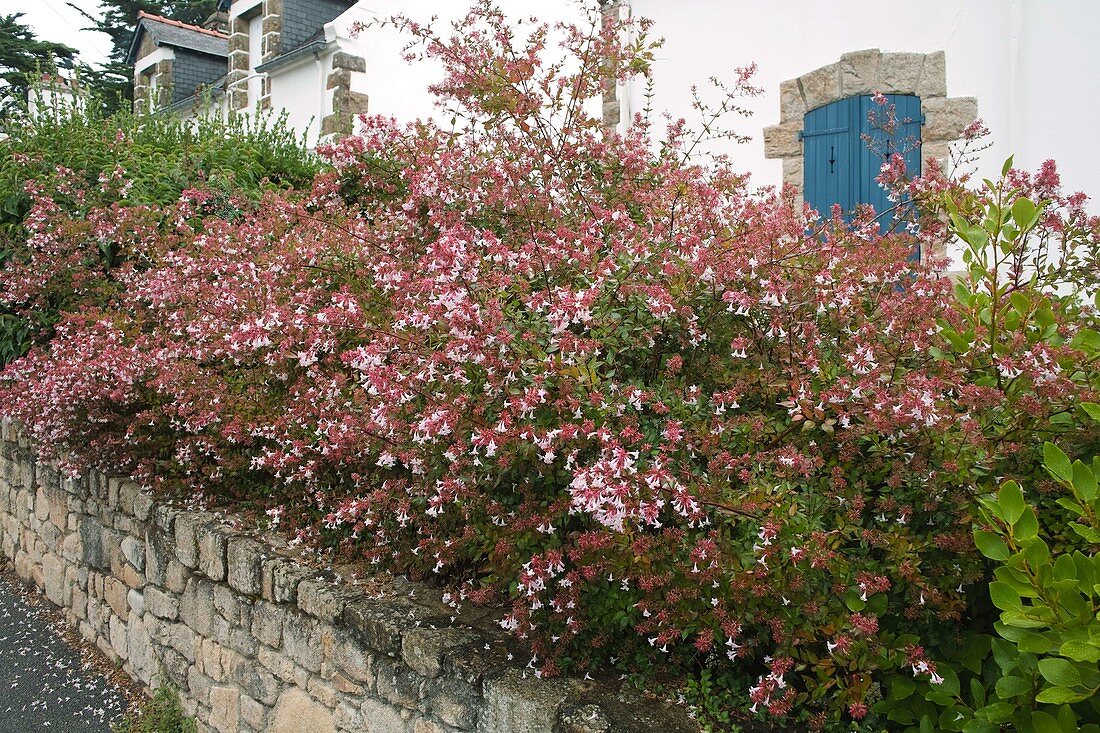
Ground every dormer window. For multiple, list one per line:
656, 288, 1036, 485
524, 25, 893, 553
126, 12, 228, 114
146, 68, 159, 103
133, 0, 362, 143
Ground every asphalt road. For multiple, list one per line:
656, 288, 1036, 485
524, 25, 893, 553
0, 573, 131, 732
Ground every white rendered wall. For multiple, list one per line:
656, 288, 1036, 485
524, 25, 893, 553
247, 15, 263, 107
327, 1, 594, 127
266, 52, 331, 146
1012, 1, 1099, 201
622, 0, 1100, 203
225, 0, 1098, 203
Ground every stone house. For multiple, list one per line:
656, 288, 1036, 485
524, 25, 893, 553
130, 0, 1100, 223
127, 12, 229, 113
128, 0, 367, 142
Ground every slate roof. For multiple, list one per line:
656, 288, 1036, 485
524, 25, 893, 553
126, 12, 228, 65
273, 0, 356, 60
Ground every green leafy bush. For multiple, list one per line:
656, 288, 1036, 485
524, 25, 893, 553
975, 435, 1100, 729
882, 433, 1100, 733
0, 103, 317, 222
0, 103, 321, 363
873, 160, 1100, 733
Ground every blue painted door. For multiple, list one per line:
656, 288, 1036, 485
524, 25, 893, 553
802, 94, 922, 224
802, 97, 854, 218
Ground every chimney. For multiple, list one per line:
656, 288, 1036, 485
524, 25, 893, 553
203, 11, 229, 34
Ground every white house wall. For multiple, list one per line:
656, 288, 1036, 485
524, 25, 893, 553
623, 0, 1100, 203
192, 1, 1100, 204
267, 51, 331, 146
328, 1, 594, 127
1011, 1, 1099, 202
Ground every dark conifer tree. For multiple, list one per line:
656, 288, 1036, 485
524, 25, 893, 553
0, 14, 78, 115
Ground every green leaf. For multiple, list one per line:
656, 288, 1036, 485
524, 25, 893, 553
981, 494, 1006, 522
2, 192, 28, 217
1059, 640, 1100, 663
1082, 402, 1100, 423
977, 702, 1014, 723
991, 638, 1019, 669
1014, 509, 1039, 542
989, 581, 1022, 610
1054, 585, 1089, 616
1072, 551, 1095, 589
998, 481, 1026, 524
994, 675, 1029, 698
994, 567, 1038, 596
1056, 497, 1087, 517
1070, 524, 1100, 543
1044, 443, 1073, 483
967, 226, 990, 249
890, 675, 916, 700
1017, 631, 1057, 654
959, 634, 992, 673
940, 705, 970, 731
1036, 306, 1055, 329
1021, 537, 1049, 567
1058, 705, 1079, 733
974, 530, 1010, 560
1009, 291, 1031, 316
1011, 198, 1039, 230
970, 678, 986, 706
1002, 156, 1014, 175
1072, 460, 1097, 502
1038, 658, 1082, 688
1072, 328, 1100, 353
1032, 711, 1062, 733
1053, 553, 1077, 582
1035, 686, 1090, 704
939, 666, 961, 696
1001, 610, 1051, 628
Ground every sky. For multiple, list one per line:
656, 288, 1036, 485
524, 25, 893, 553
9, 0, 113, 67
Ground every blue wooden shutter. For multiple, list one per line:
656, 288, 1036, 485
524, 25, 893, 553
802, 96, 857, 217
802, 94, 922, 223
856, 94, 922, 223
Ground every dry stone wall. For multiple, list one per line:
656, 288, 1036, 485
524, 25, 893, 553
0, 420, 696, 733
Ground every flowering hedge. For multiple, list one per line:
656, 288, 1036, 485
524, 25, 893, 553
0, 104, 319, 364
2, 4, 1099, 730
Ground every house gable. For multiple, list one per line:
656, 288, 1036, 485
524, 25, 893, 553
227, 0, 352, 112
127, 12, 229, 66
129, 12, 229, 113
224, 0, 363, 139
